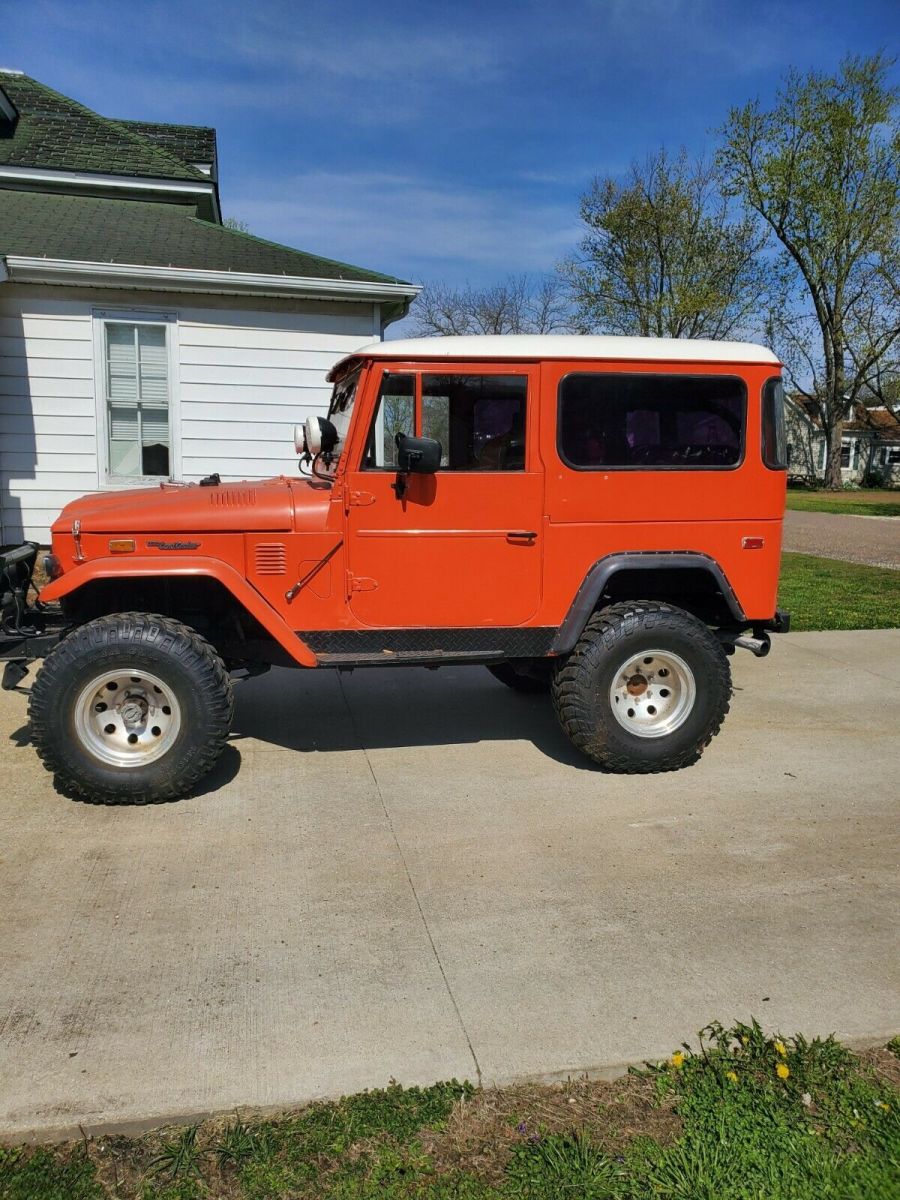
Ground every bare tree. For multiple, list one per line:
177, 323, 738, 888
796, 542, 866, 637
561, 148, 765, 339
411, 274, 571, 336
718, 55, 900, 488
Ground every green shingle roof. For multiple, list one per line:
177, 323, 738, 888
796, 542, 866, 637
0, 73, 208, 181
0, 189, 407, 284
115, 120, 216, 172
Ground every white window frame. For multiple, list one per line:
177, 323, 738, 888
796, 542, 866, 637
92, 307, 180, 487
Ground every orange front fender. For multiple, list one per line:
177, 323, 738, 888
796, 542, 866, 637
41, 556, 318, 668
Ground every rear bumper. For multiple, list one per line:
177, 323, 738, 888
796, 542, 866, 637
762, 609, 791, 634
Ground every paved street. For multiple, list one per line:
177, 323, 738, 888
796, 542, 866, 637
784, 509, 900, 568
1, 630, 898, 1140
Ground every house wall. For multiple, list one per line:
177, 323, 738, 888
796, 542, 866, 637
0, 284, 380, 542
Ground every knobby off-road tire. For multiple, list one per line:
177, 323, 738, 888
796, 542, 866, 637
486, 661, 550, 694
551, 602, 731, 773
29, 613, 234, 804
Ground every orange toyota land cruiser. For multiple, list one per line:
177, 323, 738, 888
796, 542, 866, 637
0, 335, 789, 803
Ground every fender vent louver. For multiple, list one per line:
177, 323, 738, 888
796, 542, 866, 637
254, 543, 287, 575
210, 489, 256, 506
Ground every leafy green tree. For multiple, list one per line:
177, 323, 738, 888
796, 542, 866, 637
562, 148, 764, 340
718, 54, 900, 488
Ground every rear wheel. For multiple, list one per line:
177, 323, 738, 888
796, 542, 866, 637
29, 613, 234, 803
551, 602, 731, 772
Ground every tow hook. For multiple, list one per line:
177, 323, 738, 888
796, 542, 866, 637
1, 659, 30, 690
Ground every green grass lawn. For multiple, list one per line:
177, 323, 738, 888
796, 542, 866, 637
786, 489, 899, 517
1, 1024, 897, 1199
779, 553, 900, 631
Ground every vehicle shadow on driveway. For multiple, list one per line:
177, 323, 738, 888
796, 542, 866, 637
230, 664, 596, 770
3, 666, 595, 807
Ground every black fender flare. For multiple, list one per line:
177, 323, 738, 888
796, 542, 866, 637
550, 552, 746, 655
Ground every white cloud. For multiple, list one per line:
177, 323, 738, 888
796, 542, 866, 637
225, 168, 583, 284
227, 18, 503, 85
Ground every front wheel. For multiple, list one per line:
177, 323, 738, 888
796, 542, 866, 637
551, 602, 731, 773
29, 613, 234, 803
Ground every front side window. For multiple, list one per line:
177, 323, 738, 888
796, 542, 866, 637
762, 377, 787, 469
105, 322, 170, 477
558, 373, 745, 469
363, 373, 415, 469
421, 374, 527, 470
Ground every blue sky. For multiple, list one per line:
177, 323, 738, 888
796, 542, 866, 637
6, 0, 899, 294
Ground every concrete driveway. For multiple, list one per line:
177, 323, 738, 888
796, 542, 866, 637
1, 630, 898, 1140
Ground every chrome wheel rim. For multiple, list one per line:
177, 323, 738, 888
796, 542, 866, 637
609, 649, 696, 739
73, 668, 181, 768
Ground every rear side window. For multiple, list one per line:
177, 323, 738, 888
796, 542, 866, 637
762, 377, 787, 469
558, 373, 746, 469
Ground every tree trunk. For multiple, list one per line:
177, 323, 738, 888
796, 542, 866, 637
823, 419, 844, 490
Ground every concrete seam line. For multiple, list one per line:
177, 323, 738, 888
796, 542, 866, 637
335, 674, 483, 1087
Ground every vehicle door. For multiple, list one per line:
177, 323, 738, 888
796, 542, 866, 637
344, 364, 543, 628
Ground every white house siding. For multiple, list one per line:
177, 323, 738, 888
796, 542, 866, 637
0, 284, 380, 542
177, 301, 376, 481
0, 291, 97, 543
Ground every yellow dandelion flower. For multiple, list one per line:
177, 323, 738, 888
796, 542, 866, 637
726, 1070, 738, 1083
671, 1051, 685, 1069
774, 1040, 787, 1057
776, 1063, 790, 1080
741, 1036, 749, 1046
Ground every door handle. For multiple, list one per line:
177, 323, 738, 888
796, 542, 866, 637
506, 530, 537, 542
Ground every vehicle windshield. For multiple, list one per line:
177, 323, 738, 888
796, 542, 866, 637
326, 368, 361, 459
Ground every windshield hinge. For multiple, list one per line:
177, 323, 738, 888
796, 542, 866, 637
348, 490, 375, 506
346, 571, 377, 598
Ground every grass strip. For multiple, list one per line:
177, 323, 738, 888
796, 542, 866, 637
1, 1025, 897, 1199
779, 552, 900, 631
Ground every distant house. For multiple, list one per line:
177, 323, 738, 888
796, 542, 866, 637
785, 395, 900, 487
0, 71, 418, 542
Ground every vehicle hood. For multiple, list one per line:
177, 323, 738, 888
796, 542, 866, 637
50, 477, 301, 534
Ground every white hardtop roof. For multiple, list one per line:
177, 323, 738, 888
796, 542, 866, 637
328, 334, 780, 379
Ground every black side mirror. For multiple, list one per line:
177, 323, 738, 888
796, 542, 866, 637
395, 432, 442, 474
